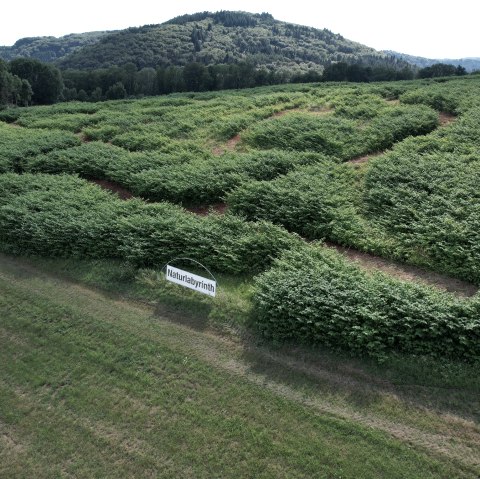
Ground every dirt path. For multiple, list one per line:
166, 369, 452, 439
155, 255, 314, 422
185, 203, 228, 216
348, 151, 384, 165
439, 111, 456, 126
1, 253, 479, 474
326, 243, 478, 297
212, 134, 241, 155
88, 178, 134, 200
75, 132, 90, 143
87, 179, 228, 216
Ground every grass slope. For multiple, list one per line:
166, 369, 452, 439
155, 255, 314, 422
1, 253, 479, 478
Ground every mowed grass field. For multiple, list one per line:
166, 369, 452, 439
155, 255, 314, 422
1, 253, 479, 478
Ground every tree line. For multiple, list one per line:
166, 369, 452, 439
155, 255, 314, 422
62, 61, 469, 102
1, 58, 63, 107
0, 56, 471, 108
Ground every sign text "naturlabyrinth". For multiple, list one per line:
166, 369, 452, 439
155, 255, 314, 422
166, 265, 216, 297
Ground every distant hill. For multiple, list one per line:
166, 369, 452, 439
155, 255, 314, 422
385, 51, 480, 72
0, 31, 112, 63
55, 11, 407, 74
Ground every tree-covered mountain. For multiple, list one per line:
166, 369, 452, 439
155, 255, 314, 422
56, 11, 408, 74
384, 51, 480, 73
0, 32, 112, 63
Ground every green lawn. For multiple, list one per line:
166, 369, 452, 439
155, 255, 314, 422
1, 253, 478, 478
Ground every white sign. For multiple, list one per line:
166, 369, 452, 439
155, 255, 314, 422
166, 265, 216, 297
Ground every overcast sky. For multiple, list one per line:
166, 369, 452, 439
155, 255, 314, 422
1, 0, 478, 59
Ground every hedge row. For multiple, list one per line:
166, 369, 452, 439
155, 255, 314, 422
0, 123, 80, 173
24, 142, 204, 183
24, 142, 330, 205
365, 126, 480, 283
227, 162, 364, 243
0, 173, 298, 275
229, 106, 480, 284
242, 104, 438, 160
252, 246, 480, 361
131, 151, 331, 204
399, 78, 480, 114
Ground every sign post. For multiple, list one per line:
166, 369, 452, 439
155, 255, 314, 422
166, 265, 216, 297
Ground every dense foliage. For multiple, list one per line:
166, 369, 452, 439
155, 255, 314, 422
1, 76, 480, 362
417, 63, 467, 78
0, 58, 63, 107
0, 59, 32, 107
9, 58, 64, 104
243, 104, 438, 158
228, 77, 480, 284
0, 173, 298, 274
57, 11, 407, 73
60, 60, 416, 102
253, 246, 480, 361
0, 32, 110, 62
364, 111, 480, 283
0, 121, 80, 172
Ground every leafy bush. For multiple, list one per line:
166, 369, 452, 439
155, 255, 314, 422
243, 113, 354, 155
253, 246, 480, 361
0, 123, 80, 173
111, 132, 175, 151
0, 109, 21, 123
243, 105, 438, 159
0, 173, 299, 274
362, 105, 438, 151
0, 174, 120, 258
365, 150, 480, 283
227, 161, 363, 242
400, 87, 460, 114
25, 142, 130, 177
230, 102, 480, 284
131, 151, 329, 204
15, 113, 103, 132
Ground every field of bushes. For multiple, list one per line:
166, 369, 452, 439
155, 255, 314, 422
1, 76, 479, 362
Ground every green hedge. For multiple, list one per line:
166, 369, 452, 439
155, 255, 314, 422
0, 123, 80, 173
242, 105, 438, 159
0, 173, 298, 274
131, 151, 330, 204
227, 161, 367, 245
230, 106, 480, 284
252, 246, 480, 361
365, 151, 480, 284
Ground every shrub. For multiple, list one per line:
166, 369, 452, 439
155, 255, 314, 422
252, 245, 480, 361
0, 123, 80, 173
0, 173, 299, 275
131, 151, 329, 204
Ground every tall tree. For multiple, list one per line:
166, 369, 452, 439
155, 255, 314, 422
135, 67, 157, 96
9, 58, 63, 104
106, 81, 127, 100
19, 79, 33, 106
183, 62, 209, 91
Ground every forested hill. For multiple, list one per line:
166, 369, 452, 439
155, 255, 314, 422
56, 11, 407, 73
0, 32, 112, 63
384, 51, 480, 73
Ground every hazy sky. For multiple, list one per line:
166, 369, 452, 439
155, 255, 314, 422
1, 0, 478, 59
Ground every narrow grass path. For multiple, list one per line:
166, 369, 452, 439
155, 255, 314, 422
0, 253, 479, 478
